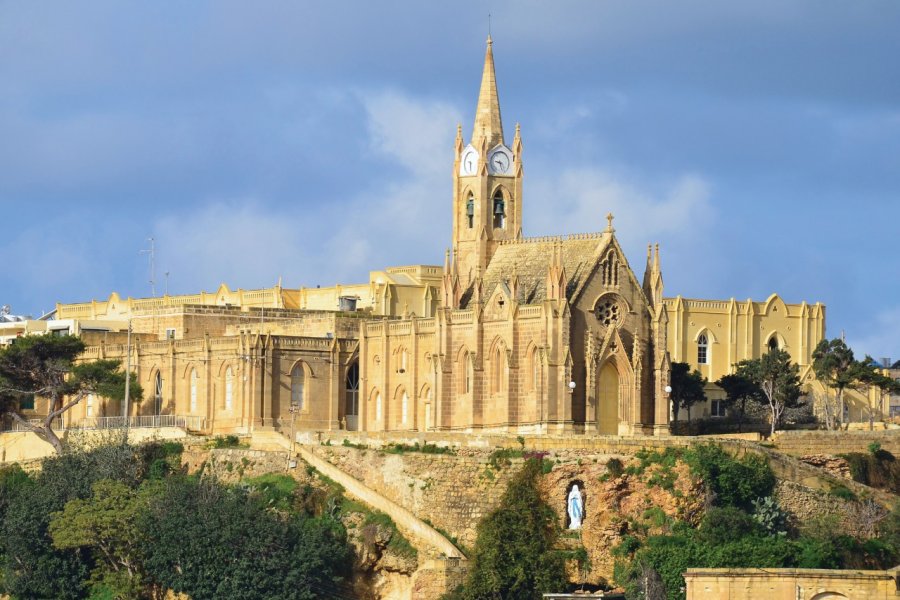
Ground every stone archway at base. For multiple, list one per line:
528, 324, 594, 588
597, 362, 618, 435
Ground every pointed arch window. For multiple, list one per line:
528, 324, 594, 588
601, 250, 619, 287
697, 334, 709, 365
376, 392, 383, 421
466, 194, 475, 229
529, 348, 540, 393
492, 190, 506, 229
291, 364, 306, 410
154, 371, 163, 415
768, 336, 779, 352
492, 346, 506, 394
401, 391, 409, 425
224, 367, 233, 411
463, 351, 474, 394
345, 362, 359, 417
189, 369, 198, 413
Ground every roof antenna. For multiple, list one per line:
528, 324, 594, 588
140, 237, 156, 297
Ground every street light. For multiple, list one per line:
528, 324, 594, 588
665, 385, 673, 423
287, 402, 300, 469
568, 381, 576, 393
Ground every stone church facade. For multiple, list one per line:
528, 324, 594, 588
39, 39, 826, 436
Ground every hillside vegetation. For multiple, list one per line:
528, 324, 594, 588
0, 437, 413, 600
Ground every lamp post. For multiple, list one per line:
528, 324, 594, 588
665, 385, 673, 424
287, 402, 299, 469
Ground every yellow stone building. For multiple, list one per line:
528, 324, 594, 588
28, 38, 832, 436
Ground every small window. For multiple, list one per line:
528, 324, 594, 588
224, 367, 233, 411
768, 336, 779, 352
376, 392, 382, 421
463, 352, 474, 394
711, 399, 726, 418
401, 391, 409, 424
697, 333, 709, 365
492, 191, 506, 229
166, 328, 176, 340
20, 394, 35, 411
86, 393, 95, 418
466, 195, 475, 229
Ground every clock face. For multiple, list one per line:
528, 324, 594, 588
460, 147, 478, 176
488, 147, 512, 174
491, 152, 510, 173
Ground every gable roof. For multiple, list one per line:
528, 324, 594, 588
462, 233, 610, 307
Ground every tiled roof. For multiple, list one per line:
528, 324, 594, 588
462, 233, 609, 307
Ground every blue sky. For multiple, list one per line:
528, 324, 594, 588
1, 2, 898, 360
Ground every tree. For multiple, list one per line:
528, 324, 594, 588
454, 458, 567, 600
670, 362, 707, 428
48, 479, 154, 599
141, 475, 351, 600
812, 338, 857, 430
852, 357, 900, 430
0, 335, 141, 453
738, 349, 802, 436
715, 372, 762, 432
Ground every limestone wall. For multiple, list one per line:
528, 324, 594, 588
772, 430, 900, 456
684, 567, 898, 600
309, 445, 516, 548
181, 447, 289, 482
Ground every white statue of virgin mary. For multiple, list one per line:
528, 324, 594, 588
567, 484, 584, 529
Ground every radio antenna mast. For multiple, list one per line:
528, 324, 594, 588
140, 238, 156, 297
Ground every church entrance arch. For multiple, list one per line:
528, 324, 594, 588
597, 362, 619, 435
345, 361, 359, 431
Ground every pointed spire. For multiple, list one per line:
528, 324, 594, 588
472, 36, 504, 148
444, 248, 451, 273
455, 123, 463, 155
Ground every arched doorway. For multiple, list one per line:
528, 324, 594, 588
345, 362, 359, 430
597, 362, 618, 435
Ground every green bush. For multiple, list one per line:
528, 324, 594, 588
605, 458, 624, 478
208, 434, 244, 449
840, 450, 900, 494
683, 443, 775, 510
828, 484, 857, 501
454, 459, 566, 599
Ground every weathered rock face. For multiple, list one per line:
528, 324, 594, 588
798, 454, 852, 480
539, 457, 706, 585
344, 512, 418, 600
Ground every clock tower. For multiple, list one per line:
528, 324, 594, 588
452, 36, 523, 284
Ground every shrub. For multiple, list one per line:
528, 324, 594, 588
840, 450, 900, 494
829, 484, 857, 501
455, 459, 566, 599
683, 443, 775, 510
208, 434, 244, 449
606, 458, 624, 478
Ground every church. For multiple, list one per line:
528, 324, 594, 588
34, 38, 827, 437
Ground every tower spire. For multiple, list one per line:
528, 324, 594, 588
472, 36, 504, 148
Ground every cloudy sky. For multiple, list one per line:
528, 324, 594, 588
1, 2, 898, 360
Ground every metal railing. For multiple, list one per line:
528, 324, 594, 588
2, 414, 204, 433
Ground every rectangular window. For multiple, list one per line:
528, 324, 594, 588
165, 328, 176, 340
19, 394, 35, 411
711, 399, 726, 418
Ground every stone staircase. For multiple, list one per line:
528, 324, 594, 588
252, 428, 466, 560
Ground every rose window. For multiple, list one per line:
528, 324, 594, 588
596, 300, 620, 326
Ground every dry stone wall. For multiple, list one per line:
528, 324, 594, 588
772, 430, 900, 456
309, 445, 517, 548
